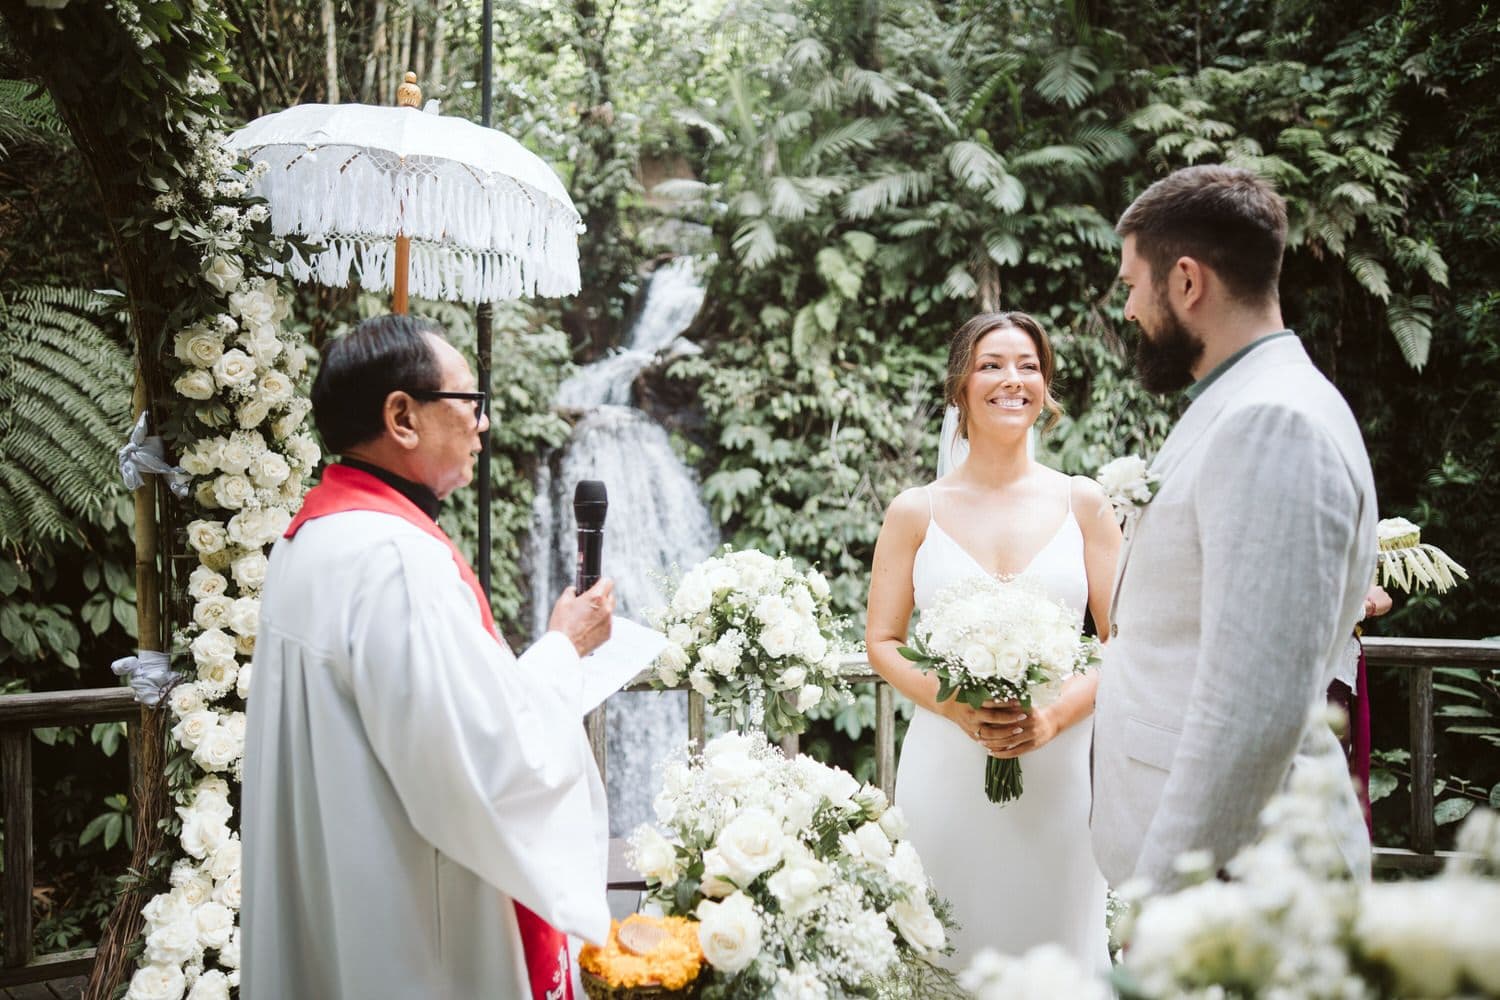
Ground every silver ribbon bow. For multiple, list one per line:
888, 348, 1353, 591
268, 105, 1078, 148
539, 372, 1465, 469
111, 650, 176, 707
118, 412, 191, 498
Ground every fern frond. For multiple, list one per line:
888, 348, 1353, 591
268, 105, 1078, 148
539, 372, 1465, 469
771, 110, 813, 142
958, 57, 1022, 128
1074, 124, 1135, 165
731, 219, 785, 270
945, 140, 1007, 191
842, 171, 933, 220
785, 37, 829, 71
1385, 295, 1434, 370
843, 67, 900, 111
942, 265, 977, 300
0, 284, 131, 547
1347, 250, 1392, 302
1009, 144, 1095, 172
805, 118, 886, 164
1131, 103, 1189, 134
984, 230, 1023, 268
1392, 237, 1449, 288
1036, 46, 1097, 109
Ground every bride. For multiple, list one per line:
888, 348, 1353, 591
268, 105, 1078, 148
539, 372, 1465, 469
865, 311, 1122, 969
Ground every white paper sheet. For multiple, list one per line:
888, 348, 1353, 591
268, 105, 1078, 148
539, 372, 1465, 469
579, 617, 667, 714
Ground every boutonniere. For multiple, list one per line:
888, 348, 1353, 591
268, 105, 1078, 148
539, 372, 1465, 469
1096, 454, 1160, 529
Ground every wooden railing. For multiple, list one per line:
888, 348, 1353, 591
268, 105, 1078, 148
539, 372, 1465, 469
0, 688, 139, 987
1363, 636, 1500, 873
3, 637, 1496, 976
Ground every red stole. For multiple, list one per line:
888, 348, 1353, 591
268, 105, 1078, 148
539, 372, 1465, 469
285, 462, 573, 1000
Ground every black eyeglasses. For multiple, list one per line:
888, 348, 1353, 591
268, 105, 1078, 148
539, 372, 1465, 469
407, 389, 487, 427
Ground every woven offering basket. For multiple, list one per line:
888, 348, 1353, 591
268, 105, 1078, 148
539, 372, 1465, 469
580, 968, 702, 1000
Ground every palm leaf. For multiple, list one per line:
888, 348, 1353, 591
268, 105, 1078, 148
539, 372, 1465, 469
844, 67, 900, 111
1036, 46, 1097, 109
731, 219, 785, 270
1347, 250, 1392, 302
842, 170, 932, 220
1386, 295, 1434, 370
805, 118, 886, 164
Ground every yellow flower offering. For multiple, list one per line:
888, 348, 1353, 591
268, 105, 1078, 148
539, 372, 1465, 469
579, 913, 704, 994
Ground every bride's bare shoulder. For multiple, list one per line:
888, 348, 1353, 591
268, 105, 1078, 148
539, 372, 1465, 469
1067, 474, 1113, 525
883, 485, 934, 531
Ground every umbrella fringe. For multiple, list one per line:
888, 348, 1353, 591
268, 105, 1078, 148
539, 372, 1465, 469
279, 237, 581, 304
252, 146, 582, 299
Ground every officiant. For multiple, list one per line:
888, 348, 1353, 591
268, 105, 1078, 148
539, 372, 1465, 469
241, 314, 615, 1000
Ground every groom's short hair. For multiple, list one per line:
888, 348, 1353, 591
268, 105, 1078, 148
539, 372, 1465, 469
1116, 165, 1288, 305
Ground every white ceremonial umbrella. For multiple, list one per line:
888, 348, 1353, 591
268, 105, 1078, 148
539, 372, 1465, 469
226, 78, 583, 311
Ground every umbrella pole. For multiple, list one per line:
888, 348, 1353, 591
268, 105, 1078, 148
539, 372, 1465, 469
476, 0, 495, 599
393, 232, 411, 314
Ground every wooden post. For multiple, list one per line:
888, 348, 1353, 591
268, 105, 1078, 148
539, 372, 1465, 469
1, 730, 33, 969
393, 233, 411, 314
687, 691, 705, 752
585, 704, 607, 786
1410, 665, 1436, 856
875, 682, 896, 803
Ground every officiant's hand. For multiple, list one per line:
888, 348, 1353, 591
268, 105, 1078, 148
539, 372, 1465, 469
549, 579, 615, 656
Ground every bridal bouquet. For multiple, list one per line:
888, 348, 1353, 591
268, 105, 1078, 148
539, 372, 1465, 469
650, 547, 851, 737
899, 576, 1099, 804
627, 733, 953, 998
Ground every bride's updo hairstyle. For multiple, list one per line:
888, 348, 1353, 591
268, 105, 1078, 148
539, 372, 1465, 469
944, 311, 1064, 440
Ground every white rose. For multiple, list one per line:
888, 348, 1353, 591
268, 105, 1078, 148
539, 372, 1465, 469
227, 596, 259, 637
206, 835, 241, 882
960, 641, 998, 679
878, 804, 908, 840
196, 657, 238, 697
187, 969, 230, 1000
218, 930, 241, 969
238, 329, 283, 366
236, 397, 271, 429
190, 629, 237, 670
888, 897, 945, 954
172, 871, 213, 909
794, 684, 823, 713
215, 435, 254, 474
688, 669, 716, 699
231, 552, 268, 591
699, 849, 738, 899
696, 892, 762, 973
186, 520, 229, 555
286, 432, 320, 469
853, 820, 892, 860
886, 840, 927, 890
774, 666, 806, 691
212, 473, 253, 509
759, 622, 799, 659
766, 851, 828, 918
168, 682, 206, 720
793, 756, 860, 807
235, 663, 253, 699
194, 480, 219, 510
211, 869, 242, 909
226, 509, 269, 548
806, 569, 830, 600
201, 256, 243, 294
142, 890, 195, 931
192, 725, 241, 773
144, 917, 201, 966
715, 808, 784, 884
178, 441, 216, 477
229, 287, 275, 326
257, 370, 293, 405
283, 343, 307, 375
126, 962, 187, 1000
192, 596, 232, 631
627, 826, 680, 883
187, 566, 228, 600
174, 369, 217, 400
175, 326, 224, 369
212, 348, 257, 390
194, 901, 235, 950
171, 710, 219, 751
671, 576, 712, 616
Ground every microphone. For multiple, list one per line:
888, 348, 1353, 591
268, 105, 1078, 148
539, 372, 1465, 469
573, 480, 608, 593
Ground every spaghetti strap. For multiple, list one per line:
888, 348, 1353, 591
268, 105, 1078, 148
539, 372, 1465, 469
924, 485, 936, 522
1065, 477, 1074, 515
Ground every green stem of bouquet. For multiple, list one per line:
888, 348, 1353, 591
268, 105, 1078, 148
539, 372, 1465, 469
985, 757, 1022, 804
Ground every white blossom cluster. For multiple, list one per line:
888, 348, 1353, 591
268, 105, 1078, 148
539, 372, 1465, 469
627, 733, 950, 996
125, 111, 312, 1000
1095, 453, 1160, 528
905, 575, 1097, 708
962, 749, 1500, 999
651, 547, 851, 736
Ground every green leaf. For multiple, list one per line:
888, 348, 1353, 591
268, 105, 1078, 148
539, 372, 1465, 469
841, 231, 877, 262
1368, 768, 1398, 804
1347, 251, 1391, 303
1036, 45, 1097, 109
1435, 797, 1476, 826
1386, 295, 1433, 370
80, 812, 112, 847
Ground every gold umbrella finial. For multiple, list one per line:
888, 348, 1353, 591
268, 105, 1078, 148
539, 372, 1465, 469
396, 72, 421, 109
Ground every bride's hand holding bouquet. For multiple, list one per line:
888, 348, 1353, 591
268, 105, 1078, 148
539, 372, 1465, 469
899, 575, 1099, 803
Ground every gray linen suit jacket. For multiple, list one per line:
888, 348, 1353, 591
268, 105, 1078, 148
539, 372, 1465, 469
1090, 334, 1376, 889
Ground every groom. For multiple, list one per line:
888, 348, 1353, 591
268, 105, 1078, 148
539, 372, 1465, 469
1090, 165, 1377, 889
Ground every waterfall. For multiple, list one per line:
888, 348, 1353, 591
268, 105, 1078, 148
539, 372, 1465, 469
530, 258, 717, 835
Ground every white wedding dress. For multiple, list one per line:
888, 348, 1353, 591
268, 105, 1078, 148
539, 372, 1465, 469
896, 484, 1109, 971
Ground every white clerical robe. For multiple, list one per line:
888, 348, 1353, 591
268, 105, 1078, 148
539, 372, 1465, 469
242, 510, 610, 999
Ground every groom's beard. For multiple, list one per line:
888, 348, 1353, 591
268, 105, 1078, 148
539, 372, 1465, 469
1133, 300, 1205, 394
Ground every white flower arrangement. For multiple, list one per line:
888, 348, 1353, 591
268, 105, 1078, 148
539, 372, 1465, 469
650, 547, 851, 736
899, 576, 1098, 803
124, 107, 314, 999
628, 733, 955, 996
962, 740, 1500, 999
1095, 453, 1160, 528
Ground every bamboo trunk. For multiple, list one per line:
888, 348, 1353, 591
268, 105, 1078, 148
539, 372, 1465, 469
429, 0, 447, 89
364, 0, 389, 102
321, 0, 340, 103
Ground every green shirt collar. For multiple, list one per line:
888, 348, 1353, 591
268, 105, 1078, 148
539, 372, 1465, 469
1184, 330, 1297, 401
